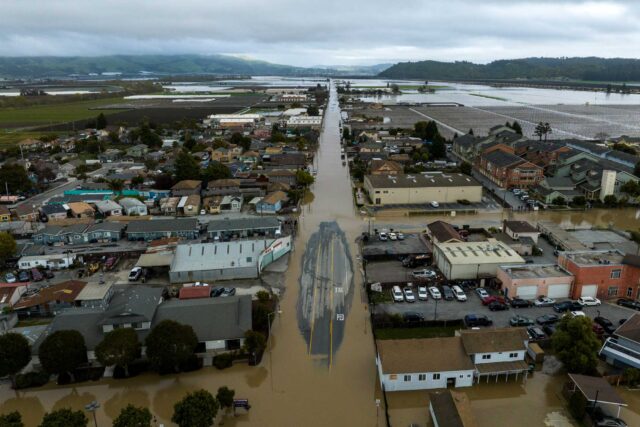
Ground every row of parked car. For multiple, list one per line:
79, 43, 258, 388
378, 231, 405, 241
391, 284, 468, 303
474, 288, 604, 313
5, 268, 54, 283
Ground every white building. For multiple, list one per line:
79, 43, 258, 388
433, 239, 525, 281
94, 199, 123, 217
376, 337, 475, 392
286, 116, 322, 128
18, 253, 77, 270
119, 197, 148, 216
600, 170, 617, 201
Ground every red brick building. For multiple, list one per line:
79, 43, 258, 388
558, 251, 640, 300
477, 148, 544, 189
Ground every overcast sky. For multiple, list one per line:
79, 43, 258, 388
2, 0, 640, 66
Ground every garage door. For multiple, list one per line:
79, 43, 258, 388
581, 285, 598, 298
547, 284, 570, 299
516, 285, 538, 300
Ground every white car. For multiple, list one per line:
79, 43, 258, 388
388, 232, 398, 241
431, 201, 440, 208
475, 288, 489, 299
578, 296, 601, 306
403, 287, 416, 303
534, 296, 556, 307
429, 286, 442, 299
452, 285, 467, 301
412, 269, 436, 279
418, 286, 428, 301
570, 310, 586, 318
128, 266, 143, 281
392, 286, 404, 302
397, 232, 405, 240
378, 232, 388, 241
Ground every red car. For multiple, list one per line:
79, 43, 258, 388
482, 295, 505, 306
592, 323, 605, 337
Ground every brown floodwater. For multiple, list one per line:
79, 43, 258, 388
2, 82, 640, 427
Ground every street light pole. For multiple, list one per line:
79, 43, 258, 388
267, 307, 282, 354
85, 400, 99, 427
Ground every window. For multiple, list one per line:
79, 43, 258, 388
509, 352, 518, 358
608, 286, 618, 297
482, 354, 491, 360
628, 287, 634, 298
433, 373, 441, 380
132, 322, 142, 329
403, 375, 411, 382
418, 374, 426, 381
611, 269, 621, 279
389, 374, 397, 381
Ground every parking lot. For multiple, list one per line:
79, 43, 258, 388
374, 286, 636, 330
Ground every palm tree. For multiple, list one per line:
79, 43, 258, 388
543, 122, 552, 141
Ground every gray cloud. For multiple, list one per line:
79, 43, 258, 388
1, 0, 639, 65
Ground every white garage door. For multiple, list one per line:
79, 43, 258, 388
547, 284, 570, 299
516, 285, 538, 300
581, 285, 598, 298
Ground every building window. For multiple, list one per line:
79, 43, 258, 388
433, 373, 441, 380
482, 354, 491, 360
611, 269, 621, 279
509, 352, 518, 358
418, 374, 426, 381
628, 287, 634, 298
608, 286, 618, 297
389, 374, 397, 381
403, 375, 411, 382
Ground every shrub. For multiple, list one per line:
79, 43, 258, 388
568, 391, 587, 420
213, 353, 233, 370
14, 371, 50, 389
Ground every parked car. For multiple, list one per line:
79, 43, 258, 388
543, 324, 557, 336
30, 268, 43, 282
210, 286, 225, 297
18, 270, 30, 282
4, 272, 16, 283
388, 232, 398, 241
378, 232, 388, 241
221, 287, 236, 297
533, 296, 556, 307
570, 310, 586, 318
594, 316, 616, 335
392, 286, 404, 302
592, 323, 605, 336
553, 301, 582, 312
481, 295, 505, 306
488, 301, 509, 311
128, 266, 143, 281
430, 201, 440, 208
510, 315, 534, 327
527, 326, 546, 340
452, 285, 467, 301
403, 312, 425, 322
403, 287, 416, 303
428, 286, 442, 300
418, 286, 428, 301
464, 314, 493, 327
595, 416, 627, 427
441, 285, 454, 301
510, 298, 531, 308
396, 232, 405, 240
412, 269, 437, 279
475, 288, 489, 299
617, 298, 640, 310
402, 255, 430, 268
536, 314, 560, 325
43, 269, 54, 279
578, 296, 601, 306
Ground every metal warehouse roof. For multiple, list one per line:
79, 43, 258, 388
207, 216, 280, 232
127, 218, 198, 234
365, 173, 481, 189
170, 239, 273, 272
435, 240, 525, 265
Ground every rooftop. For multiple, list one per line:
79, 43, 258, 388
427, 221, 462, 243
568, 374, 626, 406
376, 337, 474, 374
127, 218, 198, 234
435, 240, 525, 265
207, 216, 280, 232
179, 285, 211, 300
482, 149, 524, 168
503, 220, 538, 234
500, 264, 573, 280
429, 391, 477, 427
614, 313, 640, 344
75, 282, 113, 301
562, 250, 625, 266
13, 280, 86, 310
365, 173, 481, 189
170, 239, 272, 272
460, 328, 528, 354
171, 180, 202, 190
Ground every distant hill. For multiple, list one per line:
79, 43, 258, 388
0, 54, 340, 79
379, 57, 640, 82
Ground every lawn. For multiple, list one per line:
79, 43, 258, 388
16, 318, 52, 328
0, 130, 58, 148
374, 325, 459, 340
0, 97, 128, 128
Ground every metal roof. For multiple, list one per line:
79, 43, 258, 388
206, 216, 280, 232
365, 173, 481, 189
127, 218, 198, 234
170, 239, 272, 272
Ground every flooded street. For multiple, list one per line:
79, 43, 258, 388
2, 81, 640, 426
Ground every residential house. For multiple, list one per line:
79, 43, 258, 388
203, 179, 241, 197
497, 264, 574, 300
94, 199, 123, 217
239, 151, 260, 165
600, 312, 640, 369
558, 250, 640, 300
452, 133, 481, 161
178, 194, 201, 217
13, 280, 86, 317
220, 195, 243, 212
211, 148, 232, 163
0, 205, 12, 222
119, 197, 148, 216
426, 221, 462, 244
126, 218, 200, 241
202, 196, 223, 214
263, 169, 297, 186
12, 204, 38, 222
159, 196, 180, 215
33, 225, 66, 245
477, 149, 543, 189
171, 180, 203, 197
98, 149, 122, 163
126, 144, 149, 158
376, 337, 475, 391
40, 204, 68, 221
85, 222, 125, 243
207, 216, 281, 240
370, 159, 403, 175
67, 202, 95, 218
255, 191, 287, 215
502, 220, 540, 244
0, 283, 28, 309
265, 153, 306, 170
17, 253, 77, 270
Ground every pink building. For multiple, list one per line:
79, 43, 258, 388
497, 264, 574, 300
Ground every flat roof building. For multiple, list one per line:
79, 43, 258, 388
434, 240, 525, 280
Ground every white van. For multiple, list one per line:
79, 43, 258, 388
392, 286, 404, 302
452, 285, 467, 301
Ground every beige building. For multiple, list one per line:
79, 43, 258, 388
433, 239, 525, 280
364, 173, 482, 206
497, 264, 574, 300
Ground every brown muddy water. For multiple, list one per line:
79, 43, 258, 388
2, 83, 640, 426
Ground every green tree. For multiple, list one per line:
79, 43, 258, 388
511, 121, 523, 135
389, 84, 400, 94
0, 163, 32, 193
230, 132, 252, 151
634, 161, 640, 178
174, 149, 201, 182
131, 176, 144, 187
534, 122, 552, 141
95, 328, 141, 377
144, 158, 159, 172
271, 132, 286, 143
216, 386, 235, 410
307, 105, 319, 116
182, 131, 196, 152
571, 196, 587, 207
0, 232, 17, 266
0, 411, 24, 427
295, 169, 315, 187
623, 368, 640, 387
0, 333, 31, 388
38, 330, 87, 379
243, 330, 267, 363
552, 316, 601, 374
96, 113, 107, 130
342, 127, 351, 141
107, 179, 125, 193
145, 320, 198, 373
172, 389, 219, 427
620, 180, 640, 197
201, 162, 232, 182
568, 391, 587, 420
112, 405, 152, 427
429, 134, 446, 159
460, 161, 472, 175
603, 194, 618, 207
39, 409, 87, 427
552, 196, 566, 206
